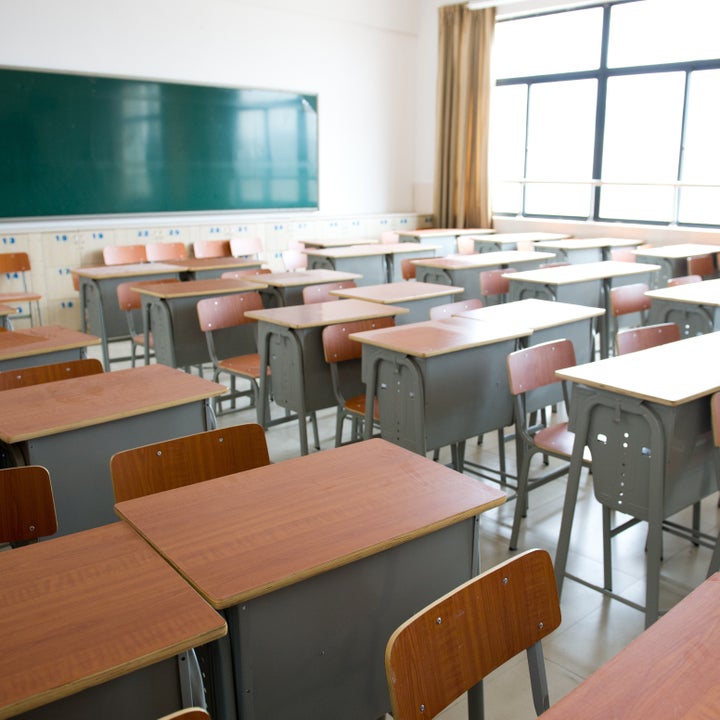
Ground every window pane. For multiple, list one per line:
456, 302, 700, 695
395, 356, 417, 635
524, 79, 596, 217
679, 69, 720, 225
600, 72, 684, 222
490, 84, 527, 214
609, 0, 720, 67
494, 8, 603, 78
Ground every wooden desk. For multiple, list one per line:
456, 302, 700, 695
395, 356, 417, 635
245, 299, 408, 455
330, 281, 463, 324
542, 573, 720, 719
0, 364, 224, 535
634, 242, 720, 286
0, 325, 101, 371
304, 242, 439, 285
646, 277, 720, 337
300, 237, 379, 249
168, 256, 263, 280
413, 250, 555, 302
506, 260, 661, 358
74, 262, 183, 369
472, 231, 571, 253
135, 278, 264, 368
553, 333, 720, 627
533, 237, 643, 263
456, 298, 604, 365
115, 439, 506, 720
397, 227, 494, 255
254, 269, 361, 307
0, 522, 226, 720
351, 319, 530, 462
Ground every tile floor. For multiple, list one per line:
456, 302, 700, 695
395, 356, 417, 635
96, 343, 720, 719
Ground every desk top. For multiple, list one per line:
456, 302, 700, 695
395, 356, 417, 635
0, 304, 18, 317
254, 269, 361, 288
457, 298, 604, 330
0, 325, 101, 360
0, 522, 226, 719
412, 250, 555, 270
350, 318, 531, 357
534, 237, 643, 251
541, 573, 720, 720
645, 277, 720, 306
115, 439, 506, 609
134, 277, 266, 298
72, 262, 182, 279
506, 260, 661, 285
167, 256, 262, 272
556, 332, 720, 406
0, 364, 225, 443
634, 243, 720, 260
331, 281, 463, 304
300, 237, 379, 248
305, 242, 439, 258
244, 298, 408, 329
397, 228, 495, 238
474, 232, 572, 243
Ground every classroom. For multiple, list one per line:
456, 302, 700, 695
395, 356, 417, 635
1, 1, 720, 719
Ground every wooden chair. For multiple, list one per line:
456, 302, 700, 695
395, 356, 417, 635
429, 298, 483, 320
506, 339, 591, 551
608, 282, 650, 345
158, 710, 210, 720
146, 241, 188, 262
102, 244, 147, 265
117, 278, 181, 366
196, 291, 267, 419
400, 257, 425, 281
281, 248, 307, 271
610, 247, 636, 262
110, 423, 270, 503
192, 239, 231, 259
0, 465, 58, 547
0, 358, 103, 391
385, 548, 561, 720
479, 267, 516, 305
0, 251, 42, 325
668, 274, 702, 287
616, 322, 681, 355
229, 236, 263, 259
380, 231, 399, 244
687, 254, 715, 279
302, 280, 357, 304
322, 316, 395, 446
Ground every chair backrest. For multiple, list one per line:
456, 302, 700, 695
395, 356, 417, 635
687, 254, 715, 278
480, 267, 516, 300
157, 707, 210, 720
609, 282, 650, 317
0, 358, 103, 391
400, 257, 423, 281
456, 236, 475, 254
193, 239, 231, 258
385, 548, 560, 720
610, 247, 636, 262
322, 316, 395, 365
117, 279, 181, 335
711, 392, 720, 449
110, 424, 270, 503
0, 251, 32, 274
302, 280, 357, 304
145, 241, 188, 262
281, 249, 307, 271
380, 231, 399, 244
197, 291, 264, 333
103, 244, 147, 265
615, 322, 681, 355
668, 274, 702, 287
0, 465, 58, 545
229, 236, 264, 259
429, 298, 484, 321
220, 269, 272, 280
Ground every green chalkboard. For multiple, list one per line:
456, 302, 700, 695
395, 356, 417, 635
0, 69, 319, 218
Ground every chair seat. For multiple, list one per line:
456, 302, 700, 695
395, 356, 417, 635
535, 423, 591, 463
345, 394, 379, 421
0, 291, 41, 303
218, 353, 268, 380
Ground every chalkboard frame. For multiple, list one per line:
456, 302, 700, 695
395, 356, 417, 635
0, 68, 319, 219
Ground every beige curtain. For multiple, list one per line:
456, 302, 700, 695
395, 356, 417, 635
433, 4, 495, 229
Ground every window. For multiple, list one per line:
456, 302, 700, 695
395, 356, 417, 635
490, 0, 720, 228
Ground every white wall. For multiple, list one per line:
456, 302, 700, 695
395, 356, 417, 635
0, 0, 423, 219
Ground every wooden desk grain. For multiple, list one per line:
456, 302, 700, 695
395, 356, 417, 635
0, 325, 100, 362
413, 250, 554, 271
0, 522, 226, 720
256, 269, 361, 288
116, 439, 506, 609
0, 364, 225, 443
133, 277, 265, 298
507, 259, 660, 285
73, 262, 182, 280
542, 573, 720, 719
331, 281, 462, 303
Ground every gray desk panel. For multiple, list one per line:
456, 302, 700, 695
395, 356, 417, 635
648, 298, 719, 337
